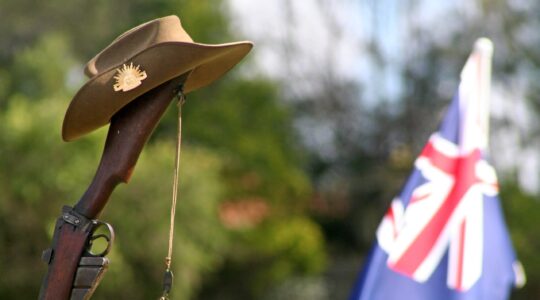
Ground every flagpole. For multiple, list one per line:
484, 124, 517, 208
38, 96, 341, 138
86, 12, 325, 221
473, 37, 494, 150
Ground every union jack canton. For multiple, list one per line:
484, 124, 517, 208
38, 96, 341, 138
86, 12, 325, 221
350, 39, 524, 300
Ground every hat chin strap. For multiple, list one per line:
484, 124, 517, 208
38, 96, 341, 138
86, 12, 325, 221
159, 83, 186, 300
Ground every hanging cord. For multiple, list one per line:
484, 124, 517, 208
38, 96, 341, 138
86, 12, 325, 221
160, 86, 186, 300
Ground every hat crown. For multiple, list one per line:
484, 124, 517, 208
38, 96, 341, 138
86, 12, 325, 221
85, 15, 193, 77
63, 15, 253, 141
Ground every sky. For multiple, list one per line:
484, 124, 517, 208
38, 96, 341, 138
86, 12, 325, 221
227, 0, 539, 193
227, 0, 366, 90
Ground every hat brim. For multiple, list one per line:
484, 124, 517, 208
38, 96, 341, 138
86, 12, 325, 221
62, 41, 253, 141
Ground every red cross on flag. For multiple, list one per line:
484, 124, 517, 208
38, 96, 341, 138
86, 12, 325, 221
350, 38, 525, 300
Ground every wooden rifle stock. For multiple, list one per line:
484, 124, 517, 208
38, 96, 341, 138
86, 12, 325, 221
39, 74, 187, 300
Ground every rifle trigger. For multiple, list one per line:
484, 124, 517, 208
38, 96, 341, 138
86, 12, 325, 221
85, 220, 115, 257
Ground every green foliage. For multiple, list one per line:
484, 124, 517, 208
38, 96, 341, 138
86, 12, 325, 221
98, 144, 228, 300
200, 216, 327, 299
0, 94, 232, 299
0, 95, 100, 299
11, 33, 76, 99
241, 216, 327, 284
181, 78, 311, 207
500, 184, 540, 300
0, 1, 326, 299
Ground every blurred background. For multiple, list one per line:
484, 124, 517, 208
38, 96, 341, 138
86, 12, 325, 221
0, 0, 539, 299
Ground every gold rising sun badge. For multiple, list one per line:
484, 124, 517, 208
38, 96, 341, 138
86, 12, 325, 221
113, 63, 147, 92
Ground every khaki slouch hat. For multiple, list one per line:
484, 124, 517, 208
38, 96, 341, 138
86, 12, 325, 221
62, 15, 253, 141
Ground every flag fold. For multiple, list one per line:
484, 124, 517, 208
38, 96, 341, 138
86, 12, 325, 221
350, 38, 524, 300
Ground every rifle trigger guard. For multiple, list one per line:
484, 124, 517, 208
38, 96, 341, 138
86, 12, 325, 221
86, 220, 115, 257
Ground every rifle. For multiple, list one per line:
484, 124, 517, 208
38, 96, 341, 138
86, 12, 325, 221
39, 73, 188, 300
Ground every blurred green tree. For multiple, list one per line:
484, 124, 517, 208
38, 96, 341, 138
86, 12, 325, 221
501, 183, 540, 300
0, 1, 327, 299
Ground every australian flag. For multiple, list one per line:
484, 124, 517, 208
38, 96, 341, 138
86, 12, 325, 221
349, 38, 525, 300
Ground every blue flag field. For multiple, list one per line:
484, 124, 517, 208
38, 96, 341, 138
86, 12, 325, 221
349, 38, 525, 300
